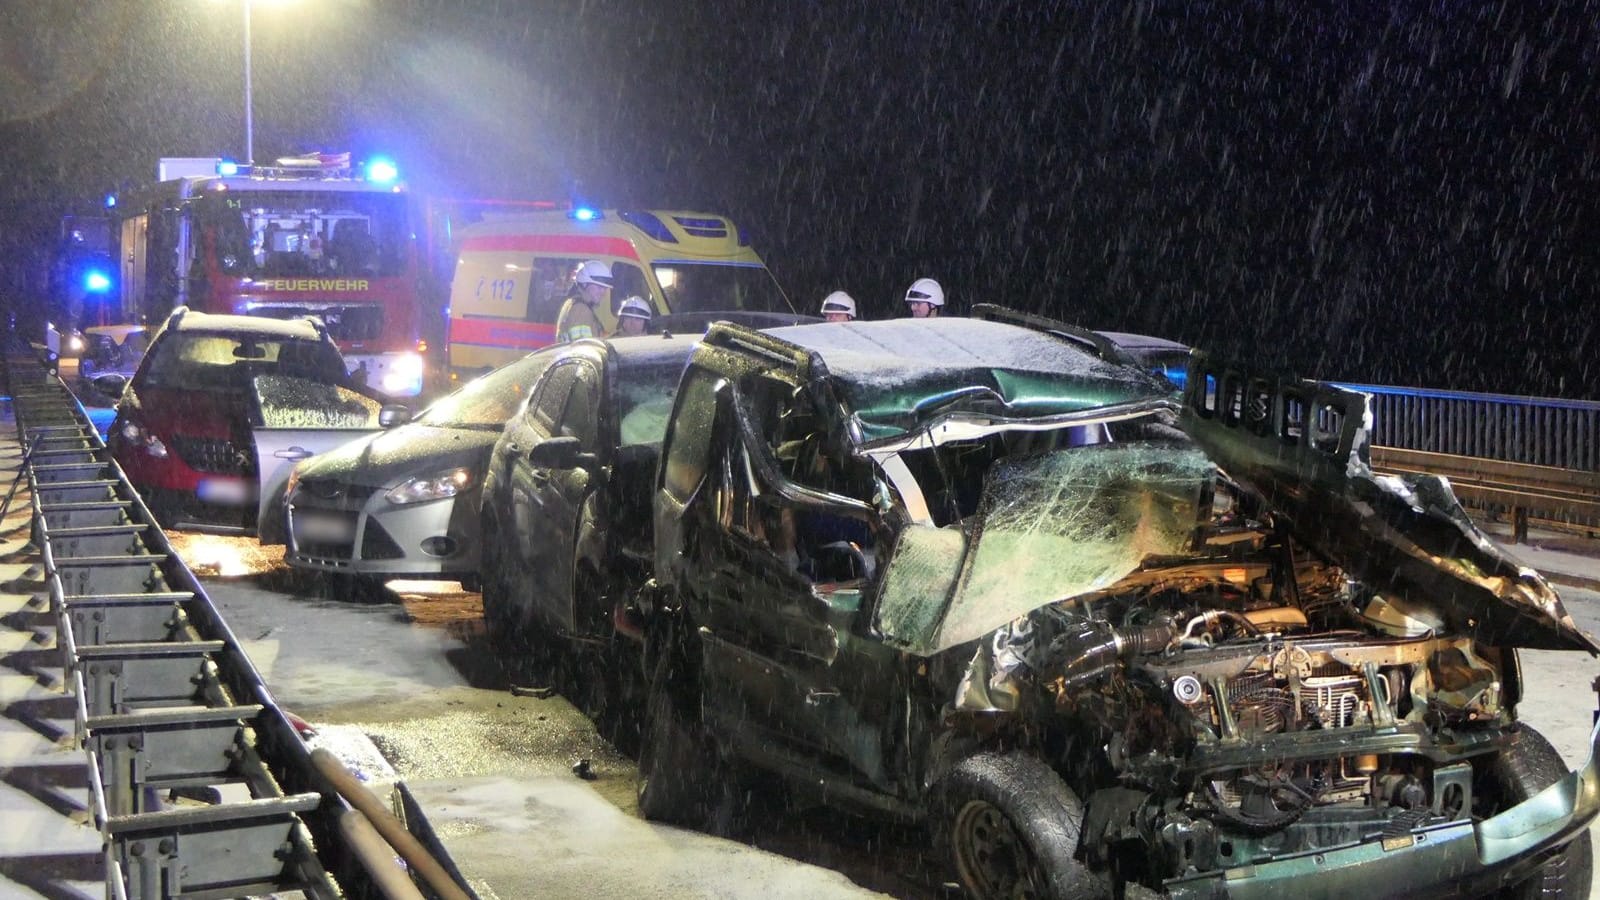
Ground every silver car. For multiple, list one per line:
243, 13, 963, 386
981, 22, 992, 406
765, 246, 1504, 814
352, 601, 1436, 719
284, 347, 559, 591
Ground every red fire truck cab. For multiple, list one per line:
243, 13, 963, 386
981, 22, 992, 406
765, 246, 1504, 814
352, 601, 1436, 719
113, 154, 427, 397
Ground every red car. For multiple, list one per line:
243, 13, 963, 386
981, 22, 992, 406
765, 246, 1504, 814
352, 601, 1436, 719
106, 307, 384, 533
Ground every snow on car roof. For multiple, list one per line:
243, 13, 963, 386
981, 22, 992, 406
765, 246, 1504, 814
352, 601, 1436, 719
605, 332, 698, 367
766, 319, 1108, 378
763, 319, 1171, 437
166, 309, 325, 341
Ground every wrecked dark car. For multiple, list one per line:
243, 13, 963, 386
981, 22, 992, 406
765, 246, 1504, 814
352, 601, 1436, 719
636, 312, 1600, 899
478, 333, 694, 679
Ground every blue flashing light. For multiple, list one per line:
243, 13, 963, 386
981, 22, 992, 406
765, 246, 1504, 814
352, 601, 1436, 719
217, 160, 240, 176
104, 193, 116, 209
366, 157, 399, 184
617, 210, 677, 243
571, 206, 599, 222
84, 270, 112, 294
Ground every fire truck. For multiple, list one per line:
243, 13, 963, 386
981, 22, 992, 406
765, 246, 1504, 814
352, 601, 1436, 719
111, 154, 427, 396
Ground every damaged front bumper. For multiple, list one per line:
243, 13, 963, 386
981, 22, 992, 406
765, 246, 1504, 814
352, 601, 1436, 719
1166, 719, 1600, 900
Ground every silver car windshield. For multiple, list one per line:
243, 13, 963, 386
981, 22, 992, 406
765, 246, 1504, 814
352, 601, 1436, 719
417, 355, 550, 429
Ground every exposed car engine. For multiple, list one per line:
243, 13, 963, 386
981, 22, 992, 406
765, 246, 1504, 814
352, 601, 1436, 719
1008, 520, 1516, 883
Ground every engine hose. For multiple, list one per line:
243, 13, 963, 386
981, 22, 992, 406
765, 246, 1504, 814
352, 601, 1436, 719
1053, 620, 1178, 689
1202, 777, 1311, 835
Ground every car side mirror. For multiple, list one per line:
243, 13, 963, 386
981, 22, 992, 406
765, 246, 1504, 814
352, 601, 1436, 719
378, 403, 412, 428
92, 373, 128, 397
528, 435, 597, 471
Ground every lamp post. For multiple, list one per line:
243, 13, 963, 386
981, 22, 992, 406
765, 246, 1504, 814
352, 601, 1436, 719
242, 0, 253, 165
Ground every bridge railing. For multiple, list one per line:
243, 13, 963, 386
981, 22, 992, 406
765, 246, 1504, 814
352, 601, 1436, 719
1333, 382, 1600, 538
1334, 382, 1600, 471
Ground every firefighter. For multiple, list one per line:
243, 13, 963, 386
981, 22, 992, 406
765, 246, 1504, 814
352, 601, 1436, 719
903, 277, 944, 318
820, 291, 857, 323
555, 260, 613, 343
614, 295, 653, 336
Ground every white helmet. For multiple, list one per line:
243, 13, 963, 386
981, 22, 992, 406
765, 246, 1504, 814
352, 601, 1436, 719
617, 296, 652, 320
820, 291, 857, 319
905, 277, 944, 307
575, 259, 614, 288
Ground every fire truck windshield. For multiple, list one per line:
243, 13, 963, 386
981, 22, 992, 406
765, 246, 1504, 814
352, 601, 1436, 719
195, 190, 408, 281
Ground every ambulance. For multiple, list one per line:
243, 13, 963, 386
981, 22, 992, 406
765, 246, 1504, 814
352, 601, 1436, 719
445, 208, 794, 375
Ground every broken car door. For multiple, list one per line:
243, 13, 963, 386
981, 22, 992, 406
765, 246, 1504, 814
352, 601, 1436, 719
689, 383, 901, 788
527, 360, 601, 634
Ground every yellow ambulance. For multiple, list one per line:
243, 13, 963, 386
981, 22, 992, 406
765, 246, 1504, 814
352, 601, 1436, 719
446, 208, 793, 374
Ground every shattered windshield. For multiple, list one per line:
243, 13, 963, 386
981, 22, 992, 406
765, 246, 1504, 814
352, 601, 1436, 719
254, 375, 383, 429
875, 441, 1214, 654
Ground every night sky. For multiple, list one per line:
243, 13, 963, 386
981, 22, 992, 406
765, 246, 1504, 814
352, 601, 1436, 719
1, 0, 1596, 397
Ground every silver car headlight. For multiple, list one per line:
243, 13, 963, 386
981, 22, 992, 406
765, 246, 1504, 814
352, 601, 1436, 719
385, 467, 475, 505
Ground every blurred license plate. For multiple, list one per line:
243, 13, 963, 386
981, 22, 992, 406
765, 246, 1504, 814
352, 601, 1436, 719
297, 513, 354, 543
196, 478, 250, 505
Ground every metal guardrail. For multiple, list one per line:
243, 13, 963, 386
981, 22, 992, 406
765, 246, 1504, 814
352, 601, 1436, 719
2, 339, 472, 899
1335, 382, 1600, 471
1333, 383, 1600, 538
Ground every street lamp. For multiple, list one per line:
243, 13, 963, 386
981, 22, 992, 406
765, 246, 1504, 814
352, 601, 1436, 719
217, 0, 296, 166
242, 0, 253, 165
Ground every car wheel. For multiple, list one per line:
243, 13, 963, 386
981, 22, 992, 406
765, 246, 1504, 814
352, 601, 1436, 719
458, 573, 482, 593
940, 752, 1106, 900
1478, 725, 1594, 899
636, 617, 719, 826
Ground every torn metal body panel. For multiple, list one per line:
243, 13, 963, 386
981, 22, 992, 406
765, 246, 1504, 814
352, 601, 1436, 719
1177, 358, 1598, 654
644, 317, 1600, 899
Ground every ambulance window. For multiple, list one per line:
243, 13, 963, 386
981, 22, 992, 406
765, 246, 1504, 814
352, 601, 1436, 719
528, 258, 584, 324
609, 263, 649, 313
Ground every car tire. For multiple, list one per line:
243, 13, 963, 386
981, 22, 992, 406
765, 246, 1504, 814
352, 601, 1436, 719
458, 573, 482, 593
939, 752, 1106, 900
636, 617, 718, 826
1479, 725, 1594, 899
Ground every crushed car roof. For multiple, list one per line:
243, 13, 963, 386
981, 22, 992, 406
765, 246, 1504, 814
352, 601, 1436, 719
764, 318, 1173, 440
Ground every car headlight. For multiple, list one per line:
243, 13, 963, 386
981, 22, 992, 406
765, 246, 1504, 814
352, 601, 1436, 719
385, 467, 474, 505
380, 352, 426, 396
118, 420, 168, 459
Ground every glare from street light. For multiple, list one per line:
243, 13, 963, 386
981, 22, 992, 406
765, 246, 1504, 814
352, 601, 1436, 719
209, 0, 301, 165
